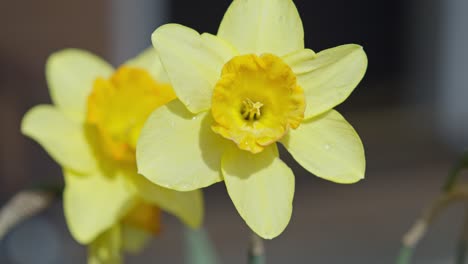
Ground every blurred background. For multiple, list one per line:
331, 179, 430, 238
1, 0, 468, 263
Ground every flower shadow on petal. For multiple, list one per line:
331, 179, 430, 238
222, 145, 277, 181
165, 100, 194, 120
199, 114, 227, 173
165, 101, 225, 174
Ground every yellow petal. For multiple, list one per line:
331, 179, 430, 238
46, 49, 114, 122
21, 105, 97, 173
63, 169, 136, 244
121, 225, 151, 254
128, 172, 204, 229
282, 48, 316, 75
221, 144, 294, 239
218, 0, 304, 56
152, 24, 237, 113
288, 45, 367, 119
137, 100, 225, 191
88, 225, 122, 264
281, 110, 365, 184
123, 47, 170, 84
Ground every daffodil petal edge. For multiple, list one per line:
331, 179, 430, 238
282, 49, 317, 75
88, 225, 122, 264
124, 47, 170, 84
218, 0, 304, 56
152, 24, 237, 113
292, 44, 368, 119
64, 169, 136, 244
222, 144, 294, 239
46, 49, 114, 122
281, 110, 365, 184
136, 100, 225, 191
21, 105, 97, 173
128, 172, 204, 229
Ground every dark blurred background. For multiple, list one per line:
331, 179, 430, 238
1, 0, 468, 263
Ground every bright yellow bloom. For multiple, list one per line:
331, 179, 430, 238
137, 0, 367, 239
21, 48, 203, 263
211, 54, 306, 153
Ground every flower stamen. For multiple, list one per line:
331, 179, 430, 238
241, 98, 263, 121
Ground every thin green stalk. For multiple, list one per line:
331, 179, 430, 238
443, 151, 468, 192
396, 151, 468, 264
448, 152, 468, 264
396, 246, 413, 264
456, 207, 468, 264
184, 227, 219, 264
248, 232, 265, 264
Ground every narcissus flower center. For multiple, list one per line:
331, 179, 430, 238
86, 66, 176, 163
211, 53, 306, 154
241, 98, 263, 121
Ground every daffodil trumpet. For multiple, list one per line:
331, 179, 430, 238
21, 48, 203, 263
137, 0, 367, 239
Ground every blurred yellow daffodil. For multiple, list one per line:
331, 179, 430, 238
137, 0, 367, 239
21, 48, 203, 263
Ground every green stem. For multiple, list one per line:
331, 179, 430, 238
457, 232, 467, 264
443, 151, 468, 192
248, 232, 265, 264
456, 207, 468, 264
396, 151, 468, 264
185, 227, 219, 264
448, 152, 468, 264
396, 246, 413, 264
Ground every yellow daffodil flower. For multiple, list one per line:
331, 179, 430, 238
137, 0, 367, 239
21, 48, 203, 263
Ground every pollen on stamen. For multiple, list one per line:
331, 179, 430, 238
241, 98, 263, 121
